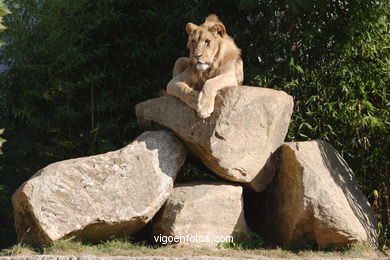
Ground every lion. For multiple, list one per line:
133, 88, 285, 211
166, 14, 243, 119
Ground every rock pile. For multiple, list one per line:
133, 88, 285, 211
136, 86, 293, 192
12, 86, 378, 249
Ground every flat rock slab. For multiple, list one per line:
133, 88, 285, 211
136, 86, 293, 192
151, 181, 249, 247
255, 140, 378, 248
12, 131, 186, 245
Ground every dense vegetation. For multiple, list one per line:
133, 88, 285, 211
0, 0, 9, 152
0, 0, 9, 247
0, 0, 388, 250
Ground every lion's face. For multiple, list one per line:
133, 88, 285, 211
186, 22, 225, 72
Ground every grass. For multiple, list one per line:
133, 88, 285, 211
0, 239, 386, 259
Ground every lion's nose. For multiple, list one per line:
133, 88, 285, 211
195, 54, 202, 59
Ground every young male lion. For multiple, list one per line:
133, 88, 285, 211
166, 14, 243, 119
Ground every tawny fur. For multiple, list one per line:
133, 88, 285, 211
166, 14, 243, 119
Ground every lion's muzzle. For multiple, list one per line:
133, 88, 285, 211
196, 61, 210, 71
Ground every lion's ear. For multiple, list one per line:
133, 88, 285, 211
186, 23, 197, 34
210, 23, 226, 37
205, 14, 220, 23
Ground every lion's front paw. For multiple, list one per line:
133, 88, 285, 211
197, 91, 215, 119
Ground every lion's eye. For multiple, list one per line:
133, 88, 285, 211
205, 39, 210, 45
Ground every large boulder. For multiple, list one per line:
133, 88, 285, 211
12, 130, 186, 246
151, 181, 249, 247
136, 86, 293, 192
252, 140, 378, 248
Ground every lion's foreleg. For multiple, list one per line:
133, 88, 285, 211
167, 78, 199, 110
197, 74, 237, 118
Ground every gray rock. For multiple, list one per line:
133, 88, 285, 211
255, 140, 378, 248
12, 131, 186, 245
151, 181, 249, 247
136, 86, 293, 192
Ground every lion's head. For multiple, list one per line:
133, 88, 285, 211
185, 14, 227, 72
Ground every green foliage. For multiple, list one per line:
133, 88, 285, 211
0, 0, 8, 151
0, 0, 9, 249
40, 239, 148, 256
176, 162, 216, 183
0, 239, 152, 257
260, 5, 389, 186
0, 243, 34, 256
0, 0, 10, 45
0, 129, 5, 154
0, 0, 388, 249
1, 240, 378, 258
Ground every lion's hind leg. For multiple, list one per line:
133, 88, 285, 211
173, 57, 190, 77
